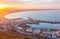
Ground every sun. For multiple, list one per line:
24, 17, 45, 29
0, 4, 14, 9
0, 4, 16, 13
0, 4, 10, 13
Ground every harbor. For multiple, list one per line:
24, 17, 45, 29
0, 0, 60, 39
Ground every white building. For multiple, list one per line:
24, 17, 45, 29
33, 29, 41, 34
25, 28, 33, 33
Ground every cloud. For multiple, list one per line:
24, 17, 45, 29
6, 0, 57, 2
7, 0, 53, 2
0, 0, 60, 4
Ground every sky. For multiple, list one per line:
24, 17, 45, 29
0, 0, 60, 4
14, 0, 60, 3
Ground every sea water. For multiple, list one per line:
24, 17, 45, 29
5, 10, 60, 29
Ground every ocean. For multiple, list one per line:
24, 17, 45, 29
5, 10, 60, 29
